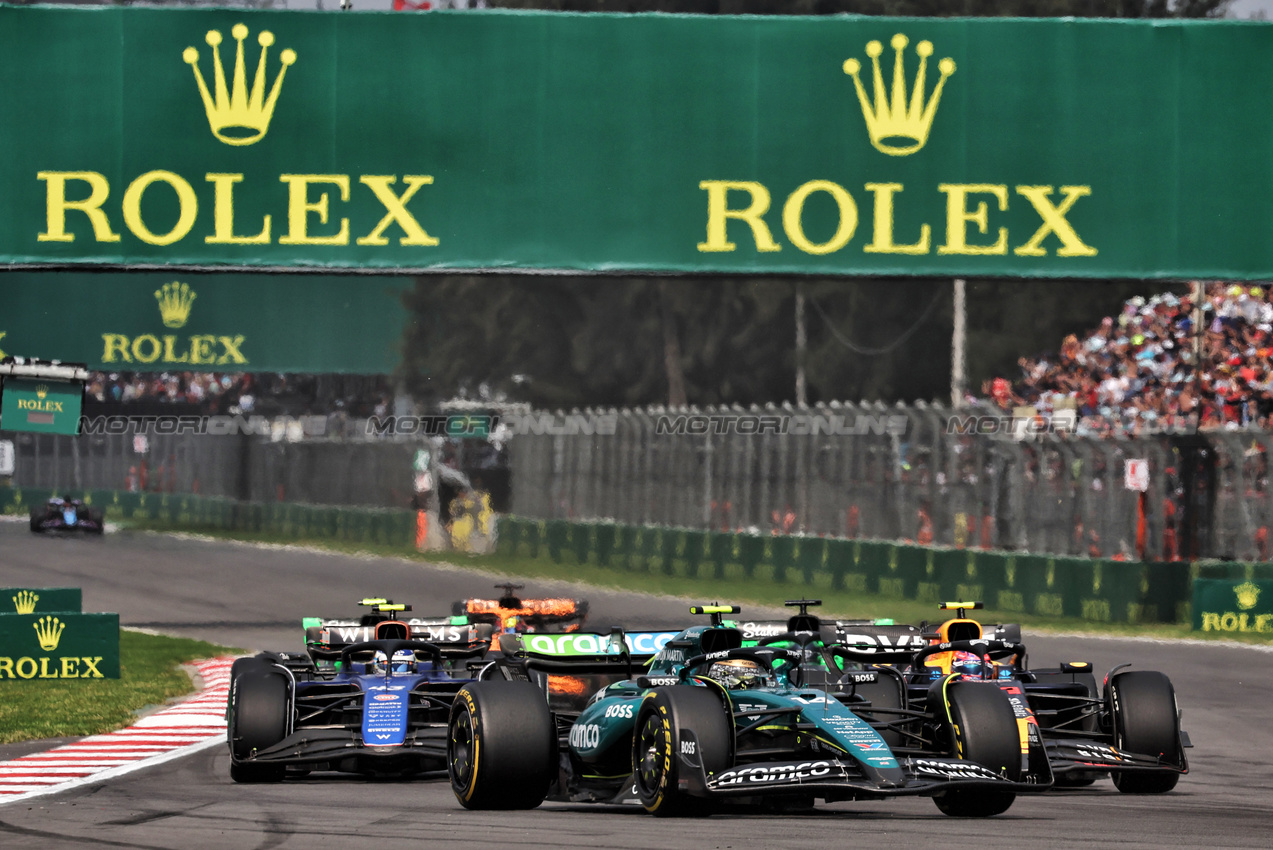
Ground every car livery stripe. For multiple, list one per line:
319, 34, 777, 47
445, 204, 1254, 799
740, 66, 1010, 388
0, 656, 235, 804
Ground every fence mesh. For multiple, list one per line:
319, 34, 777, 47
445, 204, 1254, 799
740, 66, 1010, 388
7, 402, 1269, 561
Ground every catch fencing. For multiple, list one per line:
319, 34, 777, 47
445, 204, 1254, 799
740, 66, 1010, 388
5, 402, 1271, 562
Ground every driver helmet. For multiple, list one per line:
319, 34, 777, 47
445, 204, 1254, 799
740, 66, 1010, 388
948, 650, 987, 680
707, 658, 767, 690
370, 649, 416, 675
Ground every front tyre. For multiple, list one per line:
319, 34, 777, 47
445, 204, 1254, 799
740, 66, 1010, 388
933, 683, 1019, 817
448, 681, 555, 810
632, 686, 732, 817
1109, 671, 1182, 794
227, 668, 290, 783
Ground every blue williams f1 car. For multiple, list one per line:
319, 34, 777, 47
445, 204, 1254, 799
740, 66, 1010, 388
29, 496, 103, 534
447, 603, 1051, 816
226, 601, 493, 782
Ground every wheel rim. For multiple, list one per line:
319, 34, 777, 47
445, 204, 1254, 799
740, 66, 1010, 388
635, 712, 666, 797
449, 707, 476, 791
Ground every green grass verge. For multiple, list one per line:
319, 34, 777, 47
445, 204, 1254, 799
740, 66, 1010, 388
116, 517, 1273, 646
0, 630, 239, 745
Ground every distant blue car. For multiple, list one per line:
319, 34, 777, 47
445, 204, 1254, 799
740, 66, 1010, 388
226, 603, 493, 782
30, 496, 103, 534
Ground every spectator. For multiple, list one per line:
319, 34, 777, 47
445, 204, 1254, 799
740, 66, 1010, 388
983, 282, 1273, 435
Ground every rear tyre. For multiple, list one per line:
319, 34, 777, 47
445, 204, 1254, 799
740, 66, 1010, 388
227, 667, 290, 783
1109, 671, 1181, 794
448, 681, 555, 810
632, 686, 732, 817
933, 683, 1019, 817
29, 510, 44, 533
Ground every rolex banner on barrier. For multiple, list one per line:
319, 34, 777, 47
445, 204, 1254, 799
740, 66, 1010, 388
2, 587, 83, 616
2, 8, 1273, 279
0, 613, 121, 680
0, 273, 411, 373
0, 378, 84, 436
1193, 579, 1273, 635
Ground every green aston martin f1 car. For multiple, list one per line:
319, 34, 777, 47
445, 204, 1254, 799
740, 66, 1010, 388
446, 602, 1051, 817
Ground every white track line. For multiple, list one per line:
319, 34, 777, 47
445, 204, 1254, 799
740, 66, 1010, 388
0, 656, 235, 805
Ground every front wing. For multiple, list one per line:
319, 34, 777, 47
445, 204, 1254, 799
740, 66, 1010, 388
673, 729, 1047, 800
235, 725, 449, 772
1045, 737, 1190, 778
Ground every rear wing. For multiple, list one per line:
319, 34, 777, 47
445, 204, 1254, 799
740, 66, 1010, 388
454, 595, 589, 631
733, 619, 838, 646
831, 620, 1023, 665
497, 629, 679, 667
305, 616, 490, 661
831, 621, 928, 664
486, 629, 680, 710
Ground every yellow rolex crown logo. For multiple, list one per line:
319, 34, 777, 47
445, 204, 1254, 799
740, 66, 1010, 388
13, 590, 39, 615
1235, 581, 1261, 611
155, 281, 197, 328
34, 616, 65, 652
35, 384, 48, 400
843, 33, 955, 157
183, 23, 296, 147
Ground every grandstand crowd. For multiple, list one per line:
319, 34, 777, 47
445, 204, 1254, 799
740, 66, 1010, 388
85, 371, 394, 419
85, 281, 1273, 439
979, 282, 1273, 436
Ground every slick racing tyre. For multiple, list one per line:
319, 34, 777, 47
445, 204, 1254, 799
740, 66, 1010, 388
448, 681, 555, 810
632, 686, 732, 817
29, 510, 44, 533
227, 665, 290, 783
933, 682, 1020, 817
1109, 671, 1181, 794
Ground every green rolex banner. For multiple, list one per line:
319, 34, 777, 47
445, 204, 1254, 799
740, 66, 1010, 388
0, 378, 83, 436
0, 612, 120, 679
0, 273, 411, 373
3, 8, 1273, 279
1193, 579, 1273, 634
1, 587, 83, 616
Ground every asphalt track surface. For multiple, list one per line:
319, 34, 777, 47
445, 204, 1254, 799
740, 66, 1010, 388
0, 522, 1271, 849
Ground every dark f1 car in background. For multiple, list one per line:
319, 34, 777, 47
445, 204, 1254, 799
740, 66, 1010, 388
835, 602, 1191, 793
226, 600, 493, 782
29, 496, 104, 534
447, 603, 1051, 817
302, 598, 496, 670
453, 583, 589, 633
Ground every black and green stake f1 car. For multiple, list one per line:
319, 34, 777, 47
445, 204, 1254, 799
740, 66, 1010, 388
446, 603, 1052, 817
